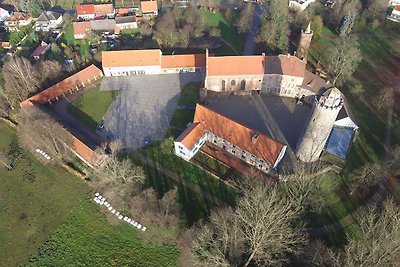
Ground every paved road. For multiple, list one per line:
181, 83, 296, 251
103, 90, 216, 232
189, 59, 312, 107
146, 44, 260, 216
243, 3, 263, 55
100, 73, 202, 150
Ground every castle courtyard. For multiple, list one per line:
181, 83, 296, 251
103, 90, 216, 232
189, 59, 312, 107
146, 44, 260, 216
99, 73, 202, 149
206, 94, 312, 150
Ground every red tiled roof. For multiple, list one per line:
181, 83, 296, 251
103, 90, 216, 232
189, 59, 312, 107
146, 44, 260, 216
207, 55, 265, 76
141, 1, 158, 13
395, 5, 400, 11
20, 65, 103, 107
7, 11, 31, 21
73, 21, 91, 36
178, 104, 286, 165
102, 49, 161, 67
161, 54, 206, 69
72, 136, 97, 164
94, 3, 114, 17
265, 55, 306, 77
76, 4, 95, 15
175, 122, 205, 149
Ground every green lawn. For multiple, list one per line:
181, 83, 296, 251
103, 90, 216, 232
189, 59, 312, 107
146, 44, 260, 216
63, 24, 75, 46
26, 199, 179, 266
178, 82, 201, 106
0, 121, 89, 266
202, 10, 244, 55
68, 86, 117, 130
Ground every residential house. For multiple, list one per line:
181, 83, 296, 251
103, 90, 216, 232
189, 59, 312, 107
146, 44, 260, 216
90, 19, 116, 35
388, 5, 400, 22
174, 104, 287, 173
94, 3, 115, 18
73, 21, 91, 39
101, 49, 206, 76
76, 4, 95, 20
1, 42, 11, 49
140, 1, 158, 17
4, 12, 32, 32
31, 41, 50, 60
389, 0, 400, 6
289, 0, 316, 11
34, 11, 63, 31
115, 15, 137, 30
0, 7, 10, 22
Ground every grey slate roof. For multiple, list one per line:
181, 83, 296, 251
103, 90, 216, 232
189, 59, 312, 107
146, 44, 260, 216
36, 11, 62, 22
115, 15, 136, 24
90, 19, 116, 31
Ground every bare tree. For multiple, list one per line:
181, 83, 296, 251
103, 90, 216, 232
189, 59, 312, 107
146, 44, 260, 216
326, 36, 361, 85
191, 183, 306, 266
2, 56, 40, 105
84, 30, 101, 45
376, 87, 392, 111
38, 60, 62, 88
334, 199, 400, 266
140, 22, 153, 37
92, 140, 145, 207
338, 0, 361, 36
237, 4, 254, 34
18, 106, 73, 163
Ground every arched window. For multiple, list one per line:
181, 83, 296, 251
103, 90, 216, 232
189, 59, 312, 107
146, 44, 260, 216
231, 80, 236, 86
222, 80, 226, 91
240, 80, 246, 90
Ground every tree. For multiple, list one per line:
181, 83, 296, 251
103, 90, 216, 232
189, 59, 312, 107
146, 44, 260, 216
18, 106, 73, 163
38, 60, 62, 88
84, 30, 101, 45
311, 16, 324, 40
258, 0, 289, 52
2, 56, 40, 106
92, 140, 145, 207
191, 183, 306, 266
326, 36, 361, 85
364, 0, 388, 22
140, 22, 153, 37
335, 199, 400, 266
154, 9, 180, 47
338, 0, 361, 36
237, 4, 254, 34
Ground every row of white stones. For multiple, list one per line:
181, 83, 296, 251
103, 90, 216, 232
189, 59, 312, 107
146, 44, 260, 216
93, 192, 147, 231
36, 148, 51, 160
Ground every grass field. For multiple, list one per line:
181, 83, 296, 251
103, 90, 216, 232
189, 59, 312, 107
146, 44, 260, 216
202, 10, 244, 55
68, 86, 117, 130
0, 121, 89, 266
26, 199, 179, 266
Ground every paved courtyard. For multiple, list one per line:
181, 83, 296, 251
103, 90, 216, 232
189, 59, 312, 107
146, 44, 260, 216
206, 94, 312, 150
100, 73, 202, 150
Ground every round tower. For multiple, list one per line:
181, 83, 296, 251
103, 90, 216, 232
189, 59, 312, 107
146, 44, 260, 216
295, 87, 344, 162
297, 22, 313, 59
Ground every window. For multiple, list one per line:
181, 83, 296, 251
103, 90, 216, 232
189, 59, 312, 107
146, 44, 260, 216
222, 80, 226, 91
241, 154, 246, 159
213, 139, 217, 144
258, 164, 262, 168
180, 151, 186, 156
240, 80, 246, 90
178, 145, 184, 150
232, 149, 236, 154
231, 80, 236, 86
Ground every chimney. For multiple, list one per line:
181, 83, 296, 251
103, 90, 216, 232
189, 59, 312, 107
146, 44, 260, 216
287, 53, 291, 58
251, 133, 259, 145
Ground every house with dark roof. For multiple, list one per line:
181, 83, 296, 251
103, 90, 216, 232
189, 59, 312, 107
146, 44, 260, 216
34, 11, 63, 31
174, 104, 287, 174
31, 41, 50, 60
115, 15, 137, 30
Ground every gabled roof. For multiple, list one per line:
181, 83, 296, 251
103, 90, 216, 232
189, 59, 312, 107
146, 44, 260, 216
161, 54, 206, 69
76, 4, 95, 15
265, 55, 306, 77
175, 122, 205, 150
73, 21, 91, 36
102, 49, 162, 68
90, 19, 116, 31
301, 70, 331, 94
36, 11, 62, 22
395, 5, 400, 11
207, 55, 265, 76
6, 12, 31, 21
185, 104, 286, 165
31, 41, 49, 57
115, 15, 136, 24
141, 1, 158, 13
94, 3, 114, 16
20, 65, 102, 107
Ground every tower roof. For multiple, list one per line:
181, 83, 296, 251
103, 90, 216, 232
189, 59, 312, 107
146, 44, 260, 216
318, 87, 343, 108
305, 21, 311, 34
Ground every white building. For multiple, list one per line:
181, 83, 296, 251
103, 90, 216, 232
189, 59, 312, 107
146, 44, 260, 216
174, 104, 287, 173
389, 0, 400, 6
115, 16, 137, 30
4, 12, 32, 32
34, 11, 63, 31
101, 49, 206, 76
289, 0, 316, 11
0, 8, 10, 22
388, 5, 400, 22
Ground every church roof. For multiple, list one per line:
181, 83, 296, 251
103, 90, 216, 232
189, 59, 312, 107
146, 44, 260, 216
264, 55, 306, 77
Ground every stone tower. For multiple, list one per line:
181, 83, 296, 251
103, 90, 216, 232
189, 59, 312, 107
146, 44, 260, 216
295, 87, 344, 162
297, 22, 313, 59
